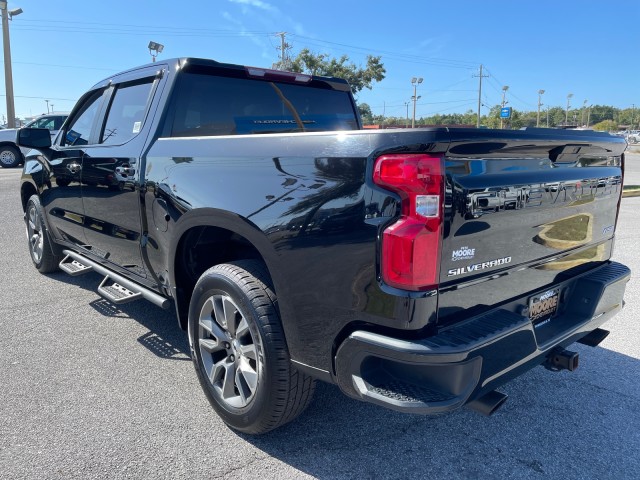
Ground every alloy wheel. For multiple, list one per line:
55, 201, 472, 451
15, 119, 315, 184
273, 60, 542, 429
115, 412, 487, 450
27, 204, 44, 264
198, 294, 260, 408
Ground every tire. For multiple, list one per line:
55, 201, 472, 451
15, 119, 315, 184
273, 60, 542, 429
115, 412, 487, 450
0, 144, 21, 168
25, 195, 62, 273
188, 260, 316, 434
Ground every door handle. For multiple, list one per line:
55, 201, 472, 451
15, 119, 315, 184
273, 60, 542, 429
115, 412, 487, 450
116, 166, 136, 177
66, 161, 81, 174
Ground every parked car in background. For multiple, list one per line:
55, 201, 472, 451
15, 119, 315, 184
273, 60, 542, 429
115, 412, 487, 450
0, 113, 68, 168
626, 130, 640, 144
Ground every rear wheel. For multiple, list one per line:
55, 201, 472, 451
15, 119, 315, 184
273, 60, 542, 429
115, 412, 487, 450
26, 195, 62, 273
0, 145, 21, 168
188, 260, 315, 434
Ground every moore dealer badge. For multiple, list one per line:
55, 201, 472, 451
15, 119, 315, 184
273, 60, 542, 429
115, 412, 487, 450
451, 246, 475, 261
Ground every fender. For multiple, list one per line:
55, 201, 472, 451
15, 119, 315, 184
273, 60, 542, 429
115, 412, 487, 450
167, 207, 283, 303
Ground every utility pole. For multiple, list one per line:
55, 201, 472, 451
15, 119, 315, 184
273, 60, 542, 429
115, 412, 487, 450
473, 64, 489, 128
276, 32, 292, 70
537, 89, 545, 127
411, 77, 423, 128
632, 104, 636, 130
1, 1, 21, 128
45, 99, 49, 114
499, 86, 509, 129
404, 101, 409, 128
586, 105, 591, 128
581, 99, 588, 126
565, 93, 573, 126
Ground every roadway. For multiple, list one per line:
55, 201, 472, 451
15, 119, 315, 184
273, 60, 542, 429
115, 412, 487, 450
1, 164, 639, 479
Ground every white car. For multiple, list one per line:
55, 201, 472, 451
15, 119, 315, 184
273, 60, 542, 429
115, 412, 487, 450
627, 130, 640, 144
0, 114, 68, 168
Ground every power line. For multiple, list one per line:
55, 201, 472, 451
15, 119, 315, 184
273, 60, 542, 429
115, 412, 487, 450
15, 18, 273, 35
484, 67, 536, 110
288, 34, 478, 70
5, 60, 118, 71
0, 94, 77, 101
370, 98, 477, 109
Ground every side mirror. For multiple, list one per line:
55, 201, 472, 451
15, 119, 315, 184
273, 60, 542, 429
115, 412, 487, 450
16, 128, 52, 149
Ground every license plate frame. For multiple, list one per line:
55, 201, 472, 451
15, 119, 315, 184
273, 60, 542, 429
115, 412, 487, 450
528, 288, 560, 325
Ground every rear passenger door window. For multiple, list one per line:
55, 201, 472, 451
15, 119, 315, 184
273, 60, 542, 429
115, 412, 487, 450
100, 78, 154, 146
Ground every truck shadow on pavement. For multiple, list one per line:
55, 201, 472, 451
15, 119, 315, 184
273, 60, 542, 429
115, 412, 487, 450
46, 270, 190, 361
41, 270, 640, 479
240, 343, 640, 479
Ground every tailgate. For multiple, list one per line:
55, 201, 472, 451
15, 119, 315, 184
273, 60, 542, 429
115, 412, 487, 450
437, 130, 625, 326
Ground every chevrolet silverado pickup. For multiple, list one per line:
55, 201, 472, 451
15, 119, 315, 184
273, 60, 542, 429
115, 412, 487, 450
17, 58, 630, 434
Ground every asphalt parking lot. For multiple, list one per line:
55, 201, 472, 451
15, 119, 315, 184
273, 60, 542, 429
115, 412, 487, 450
1, 158, 639, 479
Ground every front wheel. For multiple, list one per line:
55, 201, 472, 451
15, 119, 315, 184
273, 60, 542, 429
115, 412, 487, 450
188, 260, 315, 434
0, 144, 21, 168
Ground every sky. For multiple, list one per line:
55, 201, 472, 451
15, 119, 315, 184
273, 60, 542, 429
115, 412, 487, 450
3, 0, 639, 121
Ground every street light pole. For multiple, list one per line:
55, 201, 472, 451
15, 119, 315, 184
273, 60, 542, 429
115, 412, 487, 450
0, 1, 21, 128
581, 99, 587, 127
565, 93, 573, 126
45, 99, 49, 114
537, 89, 545, 127
411, 77, 423, 128
500, 86, 509, 129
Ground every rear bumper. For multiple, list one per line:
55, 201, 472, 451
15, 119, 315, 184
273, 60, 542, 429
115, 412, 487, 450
334, 261, 630, 414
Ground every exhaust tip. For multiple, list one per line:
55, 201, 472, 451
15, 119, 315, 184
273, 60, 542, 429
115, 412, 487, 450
466, 390, 508, 417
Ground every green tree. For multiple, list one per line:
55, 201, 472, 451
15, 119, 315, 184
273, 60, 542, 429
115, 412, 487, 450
289, 48, 386, 96
592, 120, 617, 131
357, 103, 373, 123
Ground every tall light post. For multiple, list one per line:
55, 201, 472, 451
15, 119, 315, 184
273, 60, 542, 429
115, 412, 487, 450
1, 1, 22, 128
581, 99, 588, 126
411, 77, 423, 128
565, 93, 573, 126
500, 85, 509, 129
45, 99, 49, 114
537, 89, 545, 127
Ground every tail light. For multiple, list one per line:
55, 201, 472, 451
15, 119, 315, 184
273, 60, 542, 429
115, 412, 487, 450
373, 154, 444, 291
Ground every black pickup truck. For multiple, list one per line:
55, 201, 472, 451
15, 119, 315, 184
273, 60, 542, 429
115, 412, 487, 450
18, 58, 630, 434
